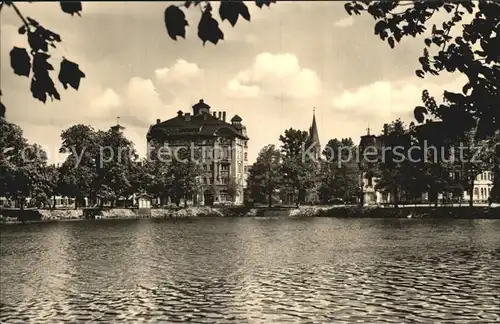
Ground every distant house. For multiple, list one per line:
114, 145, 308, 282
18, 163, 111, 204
136, 193, 152, 209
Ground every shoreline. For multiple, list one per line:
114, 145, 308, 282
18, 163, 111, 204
1, 205, 500, 225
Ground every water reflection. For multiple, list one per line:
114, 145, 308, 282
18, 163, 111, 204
1, 218, 499, 323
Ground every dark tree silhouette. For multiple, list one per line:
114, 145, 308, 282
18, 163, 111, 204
1, 1, 85, 118
346, 1, 500, 140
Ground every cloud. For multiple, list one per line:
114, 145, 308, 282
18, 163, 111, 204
331, 75, 468, 123
334, 16, 354, 28
155, 59, 203, 85
120, 77, 167, 125
226, 52, 321, 99
89, 88, 122, 112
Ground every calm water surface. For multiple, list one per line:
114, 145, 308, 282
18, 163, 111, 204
1, 218, 499, 323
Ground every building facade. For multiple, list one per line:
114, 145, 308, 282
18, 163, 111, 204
146, 99, 249, 206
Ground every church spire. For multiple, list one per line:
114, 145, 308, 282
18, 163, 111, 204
309, 108, 321, 160
310, 108, 320, 145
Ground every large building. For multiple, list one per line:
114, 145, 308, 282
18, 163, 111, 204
146, 99, 249, 206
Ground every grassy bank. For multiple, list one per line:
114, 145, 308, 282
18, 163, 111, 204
1, 205, 499, 224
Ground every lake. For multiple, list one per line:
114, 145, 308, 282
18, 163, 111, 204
1, 218, 499, 323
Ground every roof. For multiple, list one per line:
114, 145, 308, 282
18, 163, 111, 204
147, 111, 248, 140
308, 111, 320, 147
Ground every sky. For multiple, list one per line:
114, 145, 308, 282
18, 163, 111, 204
0, 1, 466, 164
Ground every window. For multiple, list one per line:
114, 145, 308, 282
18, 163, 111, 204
221, 165, 229, 171
368, 176, 373, 187
474, 188, 479, 197
221, 178, 228, 185
244, 152, 248, 161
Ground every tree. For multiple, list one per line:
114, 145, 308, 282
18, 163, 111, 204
349, 1, 500, 200
140, 149, 173, 205
0, 119, 56, 209
0, 119, 27, 200
319, 138, 359, 204
95, 129, 137, 207
4, 144, 51, 210
247, 144, 282, 207
374, 119, 415, 207
0, 0, 277, 118
58, 124, 99, 207
168, 147, 202, 207
348, 1, 499, 139
279, 128, 318, 207
30, 163, 59, 208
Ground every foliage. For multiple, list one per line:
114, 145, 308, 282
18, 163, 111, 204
168, 147, 202, 206
0, 120, 56, 209
247, 144, 282, 207
373, 119, 413, 207
96, 129, 137, 204
347, 1, 500, 140
1, 1, 85, 117
279, 128, 318, 207
0, 1, 277, 116
164, 1, 276, 45
318, 138, 359, 203
57, 124, 138, 207
58, 124, 99, 206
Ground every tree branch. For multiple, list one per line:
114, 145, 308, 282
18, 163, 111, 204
10, 2, 30, 30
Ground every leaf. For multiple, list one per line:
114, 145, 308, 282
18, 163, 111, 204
255, 0, 274, 8
415, 70, 425, 78
424, 38, 432, 47
198, 11, 224, 45
32, 52, 54, 75
388, 36, 395, 48
58, 58, 86, 90
30, 75, 60, 103
164, 5, 189, 40
60, 2, 82, 16
28, 29, 48, 52
219, 1, 251, 27
374, 20, 386, 35
344, 3, 353, 15
18, 25, 27, 35
414, 106, 427, 123
10, 47, 31, 77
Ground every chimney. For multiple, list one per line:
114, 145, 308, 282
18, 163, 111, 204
218, 112, 222, 120
156, 118, 160, 124
222, 111, 226, 122
185, 113, 191, 121
212, 111, 217, 118
177, 110, 183, 117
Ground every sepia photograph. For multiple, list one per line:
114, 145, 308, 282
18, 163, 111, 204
1, 0, 499, 322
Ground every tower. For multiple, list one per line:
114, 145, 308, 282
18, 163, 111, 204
110, 116, 125, 134
308, 108, 321, 161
